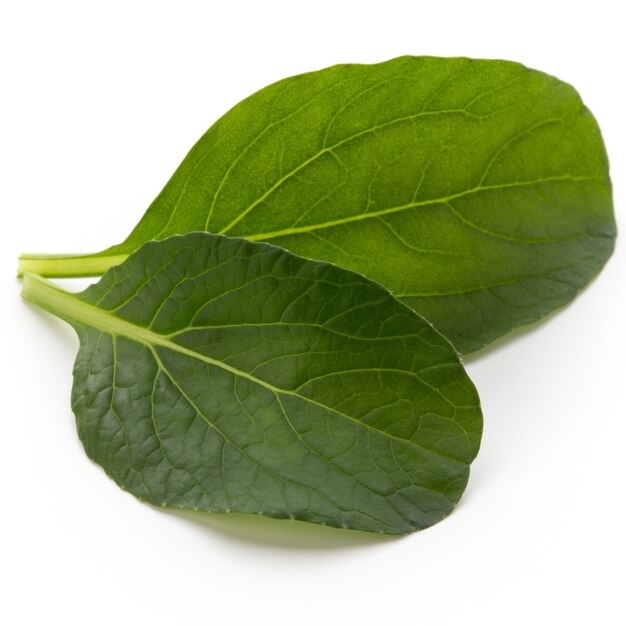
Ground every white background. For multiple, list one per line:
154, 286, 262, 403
2, 1, 625, 624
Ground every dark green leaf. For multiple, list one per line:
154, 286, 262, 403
22, 233, 482, 534
19, 56, 616, 352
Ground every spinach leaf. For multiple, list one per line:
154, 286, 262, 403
19, 56, 616, 353
22, 233, 482, 534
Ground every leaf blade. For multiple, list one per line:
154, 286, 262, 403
22, 56, 616, 352
23, 233, 482, 533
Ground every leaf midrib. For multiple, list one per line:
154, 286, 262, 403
24, 273, 467, 465
242, 175, 603, 244
214, 107, 484, 235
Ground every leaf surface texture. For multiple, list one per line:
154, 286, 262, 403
23, 233, 482, 533
24, 56, 616, 352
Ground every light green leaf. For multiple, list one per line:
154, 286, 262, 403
22, 233, 482, 534
19, 56, 616, 352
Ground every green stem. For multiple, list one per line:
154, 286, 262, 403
21, 273, 149, 341
17, 253, 127, 278
21, 273, 177, 346
21, 273, 89, 325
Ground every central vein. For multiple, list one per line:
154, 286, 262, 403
21, 272, 466, 463
21, 273, 284, 395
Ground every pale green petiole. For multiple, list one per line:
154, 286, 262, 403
17, 253, 128, 278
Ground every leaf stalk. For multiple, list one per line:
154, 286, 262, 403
17, 253, 126, 278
